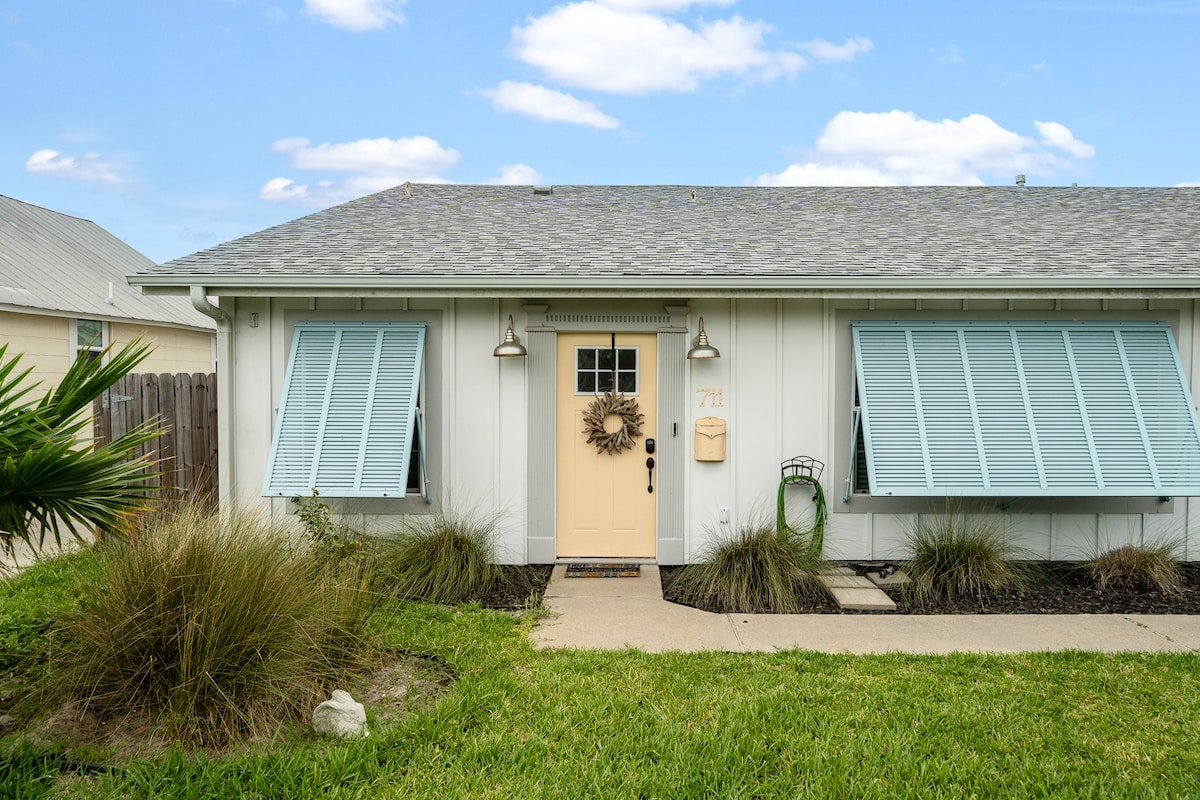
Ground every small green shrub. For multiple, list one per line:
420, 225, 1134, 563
378, 507, 501, 605
49, 505, 376, 746
667, 524, 828, 614
1087, 543, 1182, 593
291, 489, 374, 567
903, 511, 1027, 605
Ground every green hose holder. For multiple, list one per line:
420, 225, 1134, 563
776, 457, 827, 560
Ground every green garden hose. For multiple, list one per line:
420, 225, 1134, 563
776, 471, 827, 561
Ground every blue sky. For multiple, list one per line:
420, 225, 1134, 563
4, 1, 1200, 264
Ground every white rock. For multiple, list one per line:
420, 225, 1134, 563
311, 689, 369, 738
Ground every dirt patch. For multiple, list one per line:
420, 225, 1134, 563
348, 652, 453, 726
2, 652, 452, 762
661, 562, 1200, 615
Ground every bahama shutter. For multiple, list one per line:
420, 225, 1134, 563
263, 321, 426, 497
852, 321, 1200, 497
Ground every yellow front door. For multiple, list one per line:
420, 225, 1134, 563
556, 333, 657, 558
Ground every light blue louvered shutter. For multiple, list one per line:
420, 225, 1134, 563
853, 321, 1200, 497
263, 321, 426, 497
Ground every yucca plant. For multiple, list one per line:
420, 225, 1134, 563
0, 340, 161, 555
50, 505, 376, 746
667, 523, 829, 614
1087, 542, 1183, 593
903, 510, 1027, 606
378, 507, 501, 605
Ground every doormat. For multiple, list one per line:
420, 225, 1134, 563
565, 562, 641, 578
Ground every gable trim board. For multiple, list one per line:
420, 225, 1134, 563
853, 321, 1200, 497
263, 321, 426, 499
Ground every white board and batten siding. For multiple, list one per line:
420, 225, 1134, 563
231, 295, 1200, 563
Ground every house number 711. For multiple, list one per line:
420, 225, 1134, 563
696, 388, 724, 407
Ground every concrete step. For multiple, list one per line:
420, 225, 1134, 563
818, 572, 897, 611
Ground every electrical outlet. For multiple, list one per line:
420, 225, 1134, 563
719, 506, 729, 524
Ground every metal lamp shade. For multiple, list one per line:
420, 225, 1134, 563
686, 316, 720, 359
493, 315, 528, 357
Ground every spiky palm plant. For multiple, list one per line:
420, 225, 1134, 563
0, 340, 161, 555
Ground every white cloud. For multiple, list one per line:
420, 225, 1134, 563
932, 44, 964, 65
271, 135, 459, 174
1034, 120, 1096, 158
1176, 181, 1200, 188
483, 164, 545, 185
599, 0, 734, 9
757, 110, 1096, 186
483, 81, 620, 129
305, 0, 404, 31
262, 134, 459, 206
756, 162, 901, 187
24, 149, 122, 183
510, 1, 851, 94
796, 36, 873, 62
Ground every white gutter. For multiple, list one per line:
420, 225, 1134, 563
129, 274, 1200, 299
189, 287, 234, 510
190, 285, 231, 324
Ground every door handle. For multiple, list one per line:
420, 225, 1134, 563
646, 456, 655, 494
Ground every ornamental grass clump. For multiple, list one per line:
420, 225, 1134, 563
50, 505, 376, 747
1087, 542, 1183, 593
902, 511, 1027, 606
378, 507, 502, 605
667, 523, 828, 614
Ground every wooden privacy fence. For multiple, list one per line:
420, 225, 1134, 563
92, 372, 218, 506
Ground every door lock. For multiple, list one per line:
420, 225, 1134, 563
646, 456, 655, 494
645, 438, 655, 454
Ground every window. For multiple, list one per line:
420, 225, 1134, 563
851, 321, 1200, 497
263, 321, 427, 499
75, 319, 105, 364
575, 346, 639, 394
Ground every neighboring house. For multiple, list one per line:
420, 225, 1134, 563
130, 184, 1200, 564
0, 195, 216, 392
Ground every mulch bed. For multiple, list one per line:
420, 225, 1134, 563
478, 565, 555, 610
660, 562, 1200, 615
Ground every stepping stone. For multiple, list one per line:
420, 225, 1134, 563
826, 586, 897, 612
818, 574, 878, 589
866, 569, 911, 587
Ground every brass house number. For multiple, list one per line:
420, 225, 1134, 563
696, 388, 725, 408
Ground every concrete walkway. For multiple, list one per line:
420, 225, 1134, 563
530, 565, 1200, 654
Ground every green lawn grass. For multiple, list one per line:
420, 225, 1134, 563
4, 559, 1199, 799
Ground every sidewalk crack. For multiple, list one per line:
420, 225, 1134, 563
726, 614, 747, 652
1121, 615, 1189, 651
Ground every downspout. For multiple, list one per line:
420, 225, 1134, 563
190, 287, 234, 510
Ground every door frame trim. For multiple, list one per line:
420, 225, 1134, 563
525, 303, 690, 564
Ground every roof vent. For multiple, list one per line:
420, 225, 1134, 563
533, 186, 553, 196
1015, 174, 1026, 187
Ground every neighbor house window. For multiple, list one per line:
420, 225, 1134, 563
850, 321, 1200, 497
263, 321, 427, 499
575, 346, 639, 394
75, 319, 105, 364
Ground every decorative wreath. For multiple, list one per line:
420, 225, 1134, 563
582, 391, 645, 455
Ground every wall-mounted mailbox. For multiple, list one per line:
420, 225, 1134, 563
694, 416, 727, 462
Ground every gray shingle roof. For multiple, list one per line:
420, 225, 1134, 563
136, 185, 1200, 290
1, 195, 215, 328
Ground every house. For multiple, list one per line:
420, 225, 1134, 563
0, 195, 216, 389
130, 184, 1200, 564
